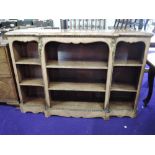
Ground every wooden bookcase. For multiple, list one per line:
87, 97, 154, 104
6, 29, 152, 119
11, 40, 45, 112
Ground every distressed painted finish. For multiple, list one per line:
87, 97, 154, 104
6, 29, 152, 119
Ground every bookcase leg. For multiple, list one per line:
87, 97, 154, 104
143, 67, 155, 107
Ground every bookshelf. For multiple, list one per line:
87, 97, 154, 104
6, 29, 152, 119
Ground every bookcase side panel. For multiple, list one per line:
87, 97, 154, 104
133, 38, 151, 114
7, 37, 40, 104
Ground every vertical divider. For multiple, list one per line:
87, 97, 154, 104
39, 38, 51, 108
8, 40, 23, 104
104, 37, 117, 111
133, 39, 151, 114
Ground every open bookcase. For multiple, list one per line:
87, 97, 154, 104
12, 41, 45, 112
6, 29, 152, 119
45, 42, 108, 115
107, 41, 145, 117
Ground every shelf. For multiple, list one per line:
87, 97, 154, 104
115, 42, 145, 67
17, 65, 43, 83
46, 60, 108, 69
16, 58, 40, 65
21, 86, 45, 104
49, 82, 106, 92
13, 41, 39, 65
51, 101, 104, 111
24, 98, 45, 106
50, 90, 105, 102
21, 98, 46, 113
114, 60, 142, 66
109, 101, 134, 111
106, 101, 134, 117
20, 98, 46, 113
112, 67, 141, 89
48, 68, 107, 83
19, 78, 44, 87
111, 83, 137, 92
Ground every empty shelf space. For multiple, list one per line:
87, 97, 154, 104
17, 65, 43, 82
21, 98, 45, 113
112, 67, 141, 90
115, 41, 145, 65
24, 98, 45, 105
51, 101, 104, 111
21, 86, 45, 105
48, 68, 107, 83
109, 91, 136, 109
16, 58, 40, 65
45, 42, 109, 63
19, 78, 44, 86
114, 60, 143, 66
23, 98, 45, 106
109, 101, 134, 111
13, 41, 40, 65
50, 90, 105, 102
49, 82, 106, 92
111, 83, 137, 92
46, 60, 108, 69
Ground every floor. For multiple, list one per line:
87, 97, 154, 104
0, 73, 155, 135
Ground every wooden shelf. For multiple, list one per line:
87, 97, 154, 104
21, 98, 45, 113
46, 60, 108, 69
109, 101, 134, 111
49, 82, 106, 92
51, 101, 104, 111
16, 58, 40, 65
19, 78, 44, 87
114, 60, 142, 66
107, 101, 134, 117
111, 83, 137, 92
7, 32, 151, 119
24, 98, 45, 106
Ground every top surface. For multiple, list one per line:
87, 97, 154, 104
5, 28, 153, 37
